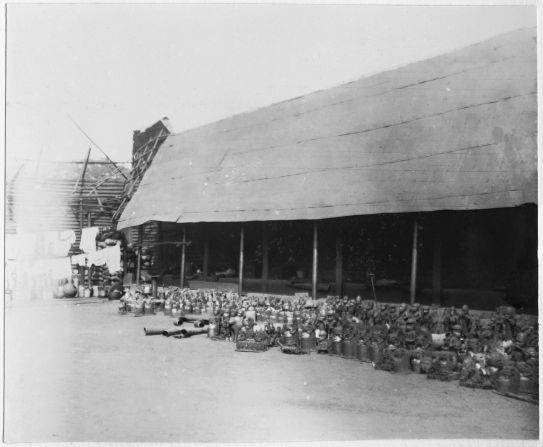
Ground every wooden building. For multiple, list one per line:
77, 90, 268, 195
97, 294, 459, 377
116, 28, 537, 312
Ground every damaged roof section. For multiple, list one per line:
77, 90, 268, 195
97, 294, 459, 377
113, 117, 173, 222
118, 27, 537, 229
7, 160, 128, 244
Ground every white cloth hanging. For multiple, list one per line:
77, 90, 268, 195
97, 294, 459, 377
80, 227, 99, 253
104, 243, 121, 274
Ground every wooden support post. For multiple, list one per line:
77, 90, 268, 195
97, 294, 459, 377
409, 218, 419, 304
136, 225, 143, 285
261, 223, 269, 292
238, 225, 245, 296
87, 212, 91, 227
312, 222, 318, 300
203, 225, 209, 277
79, 199, 84, 232
335, 228, 343, 297
180, 226, 186, 289
136, 251, 141, 286
432, 219, 443, 306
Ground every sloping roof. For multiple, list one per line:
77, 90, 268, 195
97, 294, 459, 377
118, 27, 537, 230
7, 161, 128, 238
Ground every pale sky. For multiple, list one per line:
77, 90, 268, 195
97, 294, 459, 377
6, 3, 537, 175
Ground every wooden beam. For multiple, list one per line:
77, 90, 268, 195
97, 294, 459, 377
180, 226, 186, 288
335, 227, 343, 297
312, 222, 318, 300
432, 217, 443, 306
136, 225, 143, 285
238, 225, 245, 296
79, 147, 92, 232
203, 225, 209, 277
409, 218, 419, 304
157, 221, 163, 277
261, 222, 269, 292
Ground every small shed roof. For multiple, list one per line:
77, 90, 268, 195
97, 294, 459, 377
118, 27, 537, 230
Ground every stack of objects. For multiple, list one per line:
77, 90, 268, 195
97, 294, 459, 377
115, 286, 538, 403
96, 229, 125, 288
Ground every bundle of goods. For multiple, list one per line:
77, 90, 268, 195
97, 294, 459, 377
139, 246, 155, 273
70, 228, 125, 298
277, 325, 304, 355
143, 323, 208, 339
117, 286, 538, 401
235, 320, 269, 352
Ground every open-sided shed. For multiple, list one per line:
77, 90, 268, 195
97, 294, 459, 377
117, 27, 537, 307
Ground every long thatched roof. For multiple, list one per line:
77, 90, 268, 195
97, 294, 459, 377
118, 27, 537, 229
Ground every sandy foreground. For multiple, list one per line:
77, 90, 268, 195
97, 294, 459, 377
4, 298, 539, 443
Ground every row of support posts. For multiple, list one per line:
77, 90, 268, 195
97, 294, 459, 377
163, 215, 441, 303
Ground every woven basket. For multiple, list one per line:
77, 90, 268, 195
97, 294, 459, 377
330, 340, 342, 356
301, 336, 316, 353
357, 342, 370, 362
236, 340, 268, 352
316, 339, 329, 353
341, 339, 356, 359
279, 344, 303, 355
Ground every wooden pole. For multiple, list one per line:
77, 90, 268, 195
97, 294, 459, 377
312, 222, 318, 300
156, 221, 163, 277
136, 225, 143, 285
335, 227, 343, 297
261, 223, 269, 292
87, 212, 91, 227
409, 218, 419, 304
136, 250, 141, 286
432, 218, 443, 306
180, 226, 186, 288
79, 199, 84, 232
79, 147, 92, 234
203, 225, 209, 277
238, 225, 245, 296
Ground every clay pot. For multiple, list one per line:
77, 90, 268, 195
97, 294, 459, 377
108, 290, 123, 300
144, 301, 154, 314
208, 323, 217, 338
330, 339, 342, 356
62, 283, 77, 298
357, 342, 370, 362
341, 339, 356, 359
392, 351, 411, 373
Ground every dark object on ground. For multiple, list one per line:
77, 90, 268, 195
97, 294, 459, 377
236, 340, 268, 352
144, 328, 163, 336
108, 290, 123, 300
173, 329, 207, 339
162, 329, 187, 337
193, 319, 210, 328
173, 316, 197, 326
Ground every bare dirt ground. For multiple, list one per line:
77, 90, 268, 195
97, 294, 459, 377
4, 297, 539, 443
